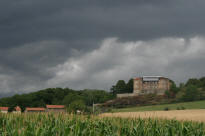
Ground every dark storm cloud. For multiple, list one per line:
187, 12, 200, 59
0, 0, 205, 95
1, 0, 205, 49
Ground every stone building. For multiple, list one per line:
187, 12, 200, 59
117, 76, 171, 98
133, 76, 171, 95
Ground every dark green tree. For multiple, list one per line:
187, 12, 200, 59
68, 100, 86, 113
181, 85, 199, 101
63, 93, 83, 106
199, 77, 205, 88
126, 79, 133, 93
185, 78, 200, 87
170, 80, 179, 96
110, 85, 117, 95
113, 80, 126, 94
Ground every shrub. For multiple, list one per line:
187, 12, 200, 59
164, 107, 170, 111
176, 106, 186, 110
181, 106, 186, 110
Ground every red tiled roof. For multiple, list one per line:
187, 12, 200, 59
46, 105, 65, 109
0, 107, 9, 111
15, 106, 21, 111
25, 108, 45, 111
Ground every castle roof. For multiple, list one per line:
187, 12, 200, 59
142, 76, 161, 81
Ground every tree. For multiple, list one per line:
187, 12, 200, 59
63, 93, 83, 106
113, 80, 127, 94
185, 78, 200, 87
81, 89, 114, 106
170, 80, 179, 96
126, 79, 133, 93
181, 85, 199, 101
68, 100, 86, 113
199, 77, 205, 88
110, 85, 117, 95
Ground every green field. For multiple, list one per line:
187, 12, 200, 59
0, 113, 205, 136
111, 100, 205, 112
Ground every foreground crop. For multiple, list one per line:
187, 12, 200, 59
0, 113, 205, 136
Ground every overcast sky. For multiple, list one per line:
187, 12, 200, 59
1, 0, 205, 96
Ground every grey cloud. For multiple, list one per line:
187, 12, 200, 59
46, 37, 205, 91
1, 0, 205, 95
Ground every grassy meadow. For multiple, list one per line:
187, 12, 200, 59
111, 100, 205, 112
1, 113, 205, 136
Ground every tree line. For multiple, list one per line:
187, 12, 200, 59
166, 77, 205, 102
0, 88, 114, 113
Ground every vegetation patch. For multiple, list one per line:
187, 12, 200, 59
111, 100, 205, 112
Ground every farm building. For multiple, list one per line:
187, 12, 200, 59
0, 107, 9, 113
117, 76, 171, 98
46, 105, 65, 112
13, 106, 21, 113
25, 107, 45, 113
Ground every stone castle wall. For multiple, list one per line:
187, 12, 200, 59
117, 76, 171, 98
133, 77, 170, 95
117, 93, 138, 98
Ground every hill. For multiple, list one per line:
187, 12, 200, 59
0, 88, 114, 112
111, 100, 205, 112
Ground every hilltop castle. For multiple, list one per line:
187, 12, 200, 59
117, 76, 171, 98
133, 76, 170, 95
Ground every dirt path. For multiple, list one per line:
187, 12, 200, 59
100, 109, 205, 122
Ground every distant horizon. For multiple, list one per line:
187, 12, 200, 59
1, 75, 204, 98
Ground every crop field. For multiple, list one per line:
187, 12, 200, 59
101, 109, 205, 122
1, 113, 205, 136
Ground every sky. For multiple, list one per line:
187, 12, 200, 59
1, 0, 205, 96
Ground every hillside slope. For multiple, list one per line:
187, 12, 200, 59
111, 100, 205, 112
